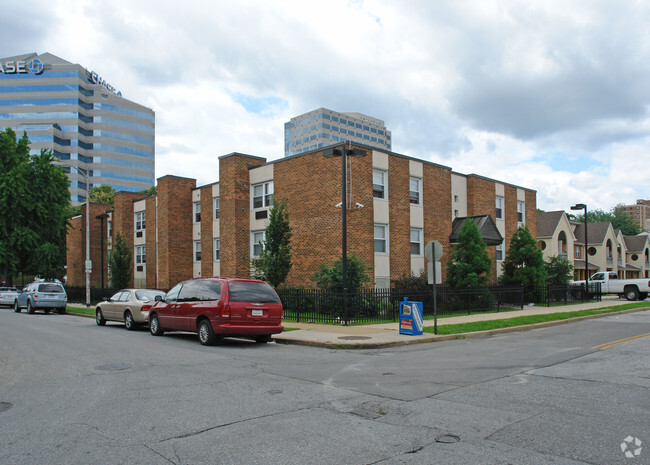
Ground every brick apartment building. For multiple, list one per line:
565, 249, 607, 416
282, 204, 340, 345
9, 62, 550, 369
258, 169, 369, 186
66, 143, 537, 290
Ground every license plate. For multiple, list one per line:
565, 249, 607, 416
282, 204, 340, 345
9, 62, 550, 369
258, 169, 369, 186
252, 309, 263, 317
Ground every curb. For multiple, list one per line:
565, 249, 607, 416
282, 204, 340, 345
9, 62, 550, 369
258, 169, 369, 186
272, 307, 648, 349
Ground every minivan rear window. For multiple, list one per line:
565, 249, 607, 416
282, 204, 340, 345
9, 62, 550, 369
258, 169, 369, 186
228, 282, 280, 303
38, 284, 64, 293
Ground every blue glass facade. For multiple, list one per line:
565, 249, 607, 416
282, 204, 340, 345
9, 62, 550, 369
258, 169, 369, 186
0, 53, 155, 204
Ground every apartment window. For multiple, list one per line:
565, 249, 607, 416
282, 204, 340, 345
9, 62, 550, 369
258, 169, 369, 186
374, 224, 388, 254
454, 209, 459, 218
135, 245, 146, 264
252, 181, 274, 209
373, 169, 387, 199
495, 196, 504, 220
454, 195, 459, 203
410, 228, 423, 255
214, 238, 220, 261
496, 241, 504, 261
575, 245, 581, 258
409, 177, 421, 205
251, 230, 265, 257
213, 197, 220, 220
517, 200, 525, 223
134, 211, 145, 231
107, 219, 112, 238
194, 240, 201, 262
193, 202, 201, 223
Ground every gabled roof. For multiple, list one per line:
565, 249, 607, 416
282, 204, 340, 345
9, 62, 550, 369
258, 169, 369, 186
573, 222, 613, 245
449, 215, 504, 246
537, 211, 564, 238
623, 235, 648, 253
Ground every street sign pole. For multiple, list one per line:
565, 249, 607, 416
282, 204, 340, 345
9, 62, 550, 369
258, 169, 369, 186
425, 240, 443, 335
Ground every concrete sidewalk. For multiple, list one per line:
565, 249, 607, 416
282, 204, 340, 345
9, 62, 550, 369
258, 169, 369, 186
272, 298, 648, 349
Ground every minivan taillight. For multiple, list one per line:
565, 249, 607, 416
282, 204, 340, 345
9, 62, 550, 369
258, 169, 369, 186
221, 304, 230, 318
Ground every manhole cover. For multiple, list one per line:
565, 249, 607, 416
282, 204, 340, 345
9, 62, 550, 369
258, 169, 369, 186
95, 363, 132, 371
436, 434, 461, 444
338, 336, 372, 340
0, 402, 13, 413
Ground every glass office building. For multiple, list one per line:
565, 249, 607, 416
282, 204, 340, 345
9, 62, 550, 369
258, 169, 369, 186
0, 53, 155, 204
284, 107, 391, 157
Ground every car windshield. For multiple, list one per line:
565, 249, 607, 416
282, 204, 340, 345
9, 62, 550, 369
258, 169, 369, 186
38, 283, 64, 293
135, 290, 165, 301
227, 282, 280, 303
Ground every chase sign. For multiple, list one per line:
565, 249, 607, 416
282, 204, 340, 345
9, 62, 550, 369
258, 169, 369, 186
0, 58, 44, 75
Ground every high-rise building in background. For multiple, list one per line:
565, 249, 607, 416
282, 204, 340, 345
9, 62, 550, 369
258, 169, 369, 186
284, 107, 391, 156
615, 200, 650, 232
0, 53, 155, 204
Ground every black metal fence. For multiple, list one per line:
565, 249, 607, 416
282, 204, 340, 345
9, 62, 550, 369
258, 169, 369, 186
64, 286, 120, 304
277, 283, 603, 325
63, 282, 603, 324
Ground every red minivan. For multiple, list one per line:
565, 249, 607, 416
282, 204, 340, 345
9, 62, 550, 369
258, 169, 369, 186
149, 277, 284, 345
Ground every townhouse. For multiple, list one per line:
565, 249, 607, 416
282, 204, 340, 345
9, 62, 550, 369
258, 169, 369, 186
66, 143, 537, 290
537, 211, 650, 280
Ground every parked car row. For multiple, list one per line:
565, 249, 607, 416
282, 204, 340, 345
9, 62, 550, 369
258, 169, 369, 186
96, 277, 284, 346
5, 276, 284, 346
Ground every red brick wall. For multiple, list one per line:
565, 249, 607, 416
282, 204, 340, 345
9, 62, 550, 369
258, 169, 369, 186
157, 176, 196, 289
145, 196, 157, 288
273, 148, 374, 287
200, 185, 215, 277
113, 192, 147, 288
219, 154, 266, 278
422, 163, 453, 279
65, 203, 111, 287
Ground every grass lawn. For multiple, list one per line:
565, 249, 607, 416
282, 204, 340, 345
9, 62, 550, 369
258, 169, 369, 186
66, 304, 95, 316
423, 303, 648, 335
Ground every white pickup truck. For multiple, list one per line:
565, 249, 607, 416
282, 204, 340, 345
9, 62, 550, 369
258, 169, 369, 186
571, 271, 650, 301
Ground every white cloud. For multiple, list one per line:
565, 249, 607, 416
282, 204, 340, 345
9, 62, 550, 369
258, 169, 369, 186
3, 0, 650, 212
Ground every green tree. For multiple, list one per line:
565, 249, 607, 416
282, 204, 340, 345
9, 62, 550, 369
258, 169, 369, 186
251, 198, 293, 287
108, 231, 132, 288
0, 129, 70, 282
139, 185, 157, 197
28, 149, 71, 278
545, 255, 574, 285
573, 208, 640, 236
392, 269, 429, 291
446, 219, 492, 288
500, 225, 547, 298
314, 254, 371, 291
89, 184, 116, 208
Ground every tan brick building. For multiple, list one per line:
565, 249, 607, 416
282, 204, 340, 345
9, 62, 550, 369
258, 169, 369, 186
66, 143, 537, 290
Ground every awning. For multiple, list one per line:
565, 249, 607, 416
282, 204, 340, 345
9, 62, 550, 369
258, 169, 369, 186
449, 215, 504, 246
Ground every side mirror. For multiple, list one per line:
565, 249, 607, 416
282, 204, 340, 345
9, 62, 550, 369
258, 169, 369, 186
155, 295, 163, 301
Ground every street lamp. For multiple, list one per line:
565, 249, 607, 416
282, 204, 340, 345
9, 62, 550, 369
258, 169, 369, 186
323, 141, 366, 325
571, 203, 589, 284
96, 213, 109, 298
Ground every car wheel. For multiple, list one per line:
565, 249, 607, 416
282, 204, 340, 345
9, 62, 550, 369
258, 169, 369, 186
625, 287, 640, 301
14, 300, 21, 313
96, 308, 106, 326
124, 311, 135, 330
254, 335, 272, 344
27, 301, 35, 314
197, 319, 216, 346
150, 313, 164, 336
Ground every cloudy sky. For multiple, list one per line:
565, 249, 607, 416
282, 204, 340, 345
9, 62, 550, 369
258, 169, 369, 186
3, 0, 650, 212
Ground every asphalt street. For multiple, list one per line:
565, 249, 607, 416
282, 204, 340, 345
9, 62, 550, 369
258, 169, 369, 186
0, 308, 648, 464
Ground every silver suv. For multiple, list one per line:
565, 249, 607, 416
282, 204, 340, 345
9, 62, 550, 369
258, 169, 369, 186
14, 281, 67, 314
